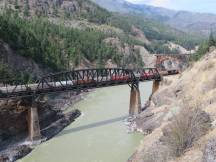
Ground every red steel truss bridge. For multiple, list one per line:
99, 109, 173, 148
0, 68, 165, 99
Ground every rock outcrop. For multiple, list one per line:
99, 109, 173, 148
0, 40, 51, 78
131, 26, 150, 45
3, 0, 100, 17
203, 138, 216, 162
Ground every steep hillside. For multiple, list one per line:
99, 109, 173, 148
0, 40, 51, 80
167, 11, 216, 36
129, 49, 216, 162
92, 0, 176, 20
0, 0, 200, 81
0, 1, 147, 76
1, 0, 111, 24
2, 0, 200, 49
0, 13, 125, 71
91, 0, 202, 49
93, 0, 216, 36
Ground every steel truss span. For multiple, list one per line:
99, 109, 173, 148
0, 68, 161, 99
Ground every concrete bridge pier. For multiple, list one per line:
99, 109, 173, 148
149, 80, 160, 101
129, 87, 141, 116
152, 80, 160, 94
27, 103, 41, 141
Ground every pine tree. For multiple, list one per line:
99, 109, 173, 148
53, 5, 58, 17
209, 30, 215, 47
24, 0, 30, 17
15, 0, 19, 9
3, 0, 8, 10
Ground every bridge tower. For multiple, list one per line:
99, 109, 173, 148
27, 99, 41, 141
129, 84, 141, 116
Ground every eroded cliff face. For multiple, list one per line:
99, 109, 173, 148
0, 40, 51, 78
129, 49, 216, 162
2, 0, 96, 17
156, 54, 190, 72
0, 92, 83, 161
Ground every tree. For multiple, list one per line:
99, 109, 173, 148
53, 5, 58, 17
23, 0, 30, 17
208, 30, 215, 47
15, 0, 19, 9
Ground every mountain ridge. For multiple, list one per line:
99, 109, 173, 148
92, 0, 216, 36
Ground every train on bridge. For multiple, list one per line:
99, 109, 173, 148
0, 68, 179, 99
0, 68, 179, 141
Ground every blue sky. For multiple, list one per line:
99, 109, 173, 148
125, 0, 216, 14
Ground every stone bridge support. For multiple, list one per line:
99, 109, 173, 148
129, 87, 141, 116
27, 104, 41, 141
152, 80, 160, 94
149, 80, 160, 101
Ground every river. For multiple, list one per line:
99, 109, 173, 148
18, 82, 152, 162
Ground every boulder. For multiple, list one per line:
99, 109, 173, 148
203, 138, 216, 162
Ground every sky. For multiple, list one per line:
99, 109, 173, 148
125, 0, 216, 14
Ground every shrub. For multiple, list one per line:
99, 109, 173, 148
191, 42, 209, 61
161, 108, 211, 157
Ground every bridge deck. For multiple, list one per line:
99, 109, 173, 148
0, 68, 171, 99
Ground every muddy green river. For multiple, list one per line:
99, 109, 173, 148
19, 82, 152, 162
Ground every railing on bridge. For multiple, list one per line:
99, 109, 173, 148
134, 68, 161, 81
0, 68, 162, 99
37, 68, 137, 93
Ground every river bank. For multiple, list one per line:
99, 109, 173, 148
0, 91, 90, 162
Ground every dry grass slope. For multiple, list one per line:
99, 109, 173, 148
129, 49, 216, 162
162, 107, 211, 157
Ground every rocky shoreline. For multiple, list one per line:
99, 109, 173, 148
127, 75, 179, 162
0, 91, 89, 162
127, 50, 216, 162
0, 110, 81, 162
